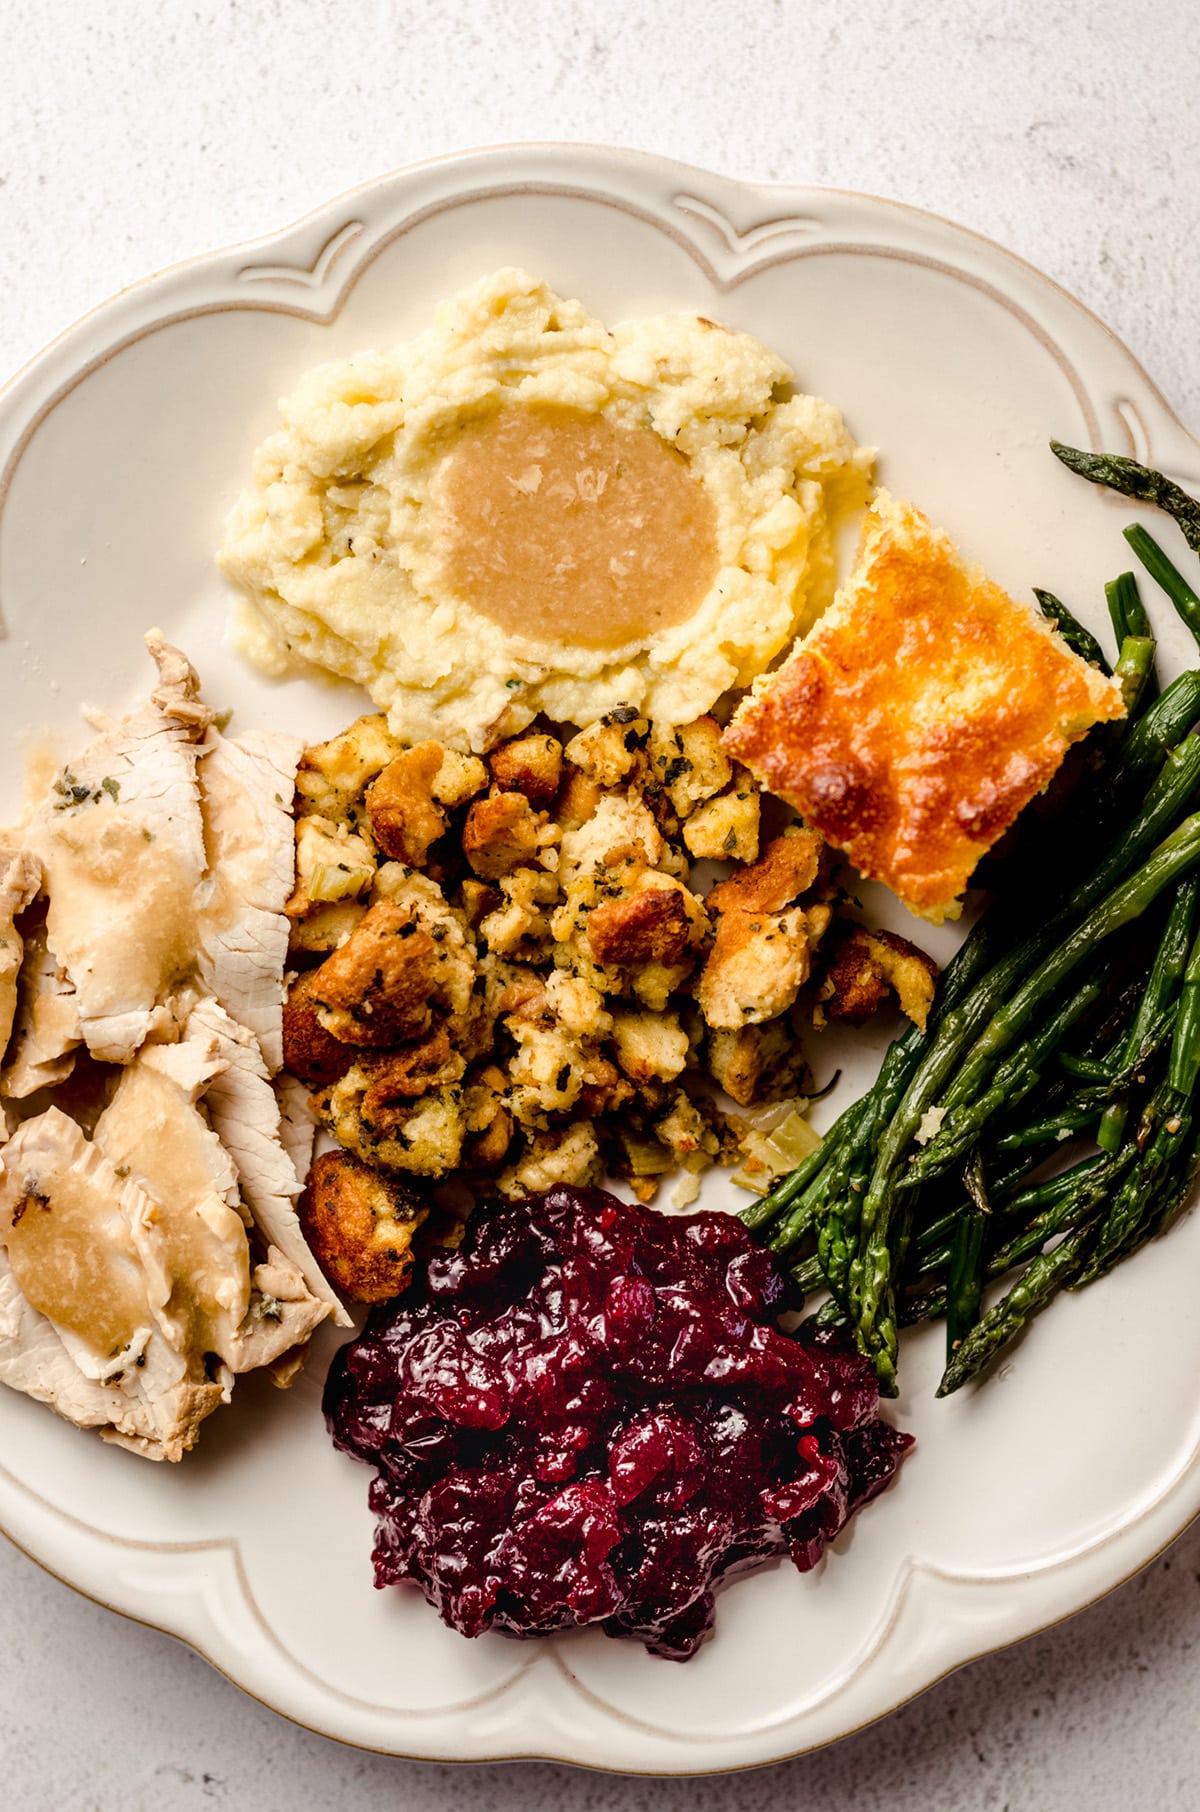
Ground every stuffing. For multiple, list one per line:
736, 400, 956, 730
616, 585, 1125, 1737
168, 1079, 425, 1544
366, 742, 448, 866
564, 714, 647, 788
463, 1064, 514, 1169
544, 970, 613, 1040
683, 782, 761, 863
286, 711, 935, 1206
297, 1149, 430, 1303
478, 864, 559, 960
654, 1092, 720, 1162
431, 748, 488, 808
489, 732, 563, 805
369, 868, 478, 1020
307, 901, 439, 1046
295, 712, 402, 823
459, 877, 501, 926
493, 970, 551, 1023
695, 904, 816, 1030
287, 897, 368, 956
498, 1122, 603, 1199
645, 716, 731, 817
505, 1017, 587, 1119
359, 1024, 465, 1097
872, 930, 939, 1029
282, 969, 357, 1085
288, 815, 376, 915
556, 768, 605, 830
706, 827, 826, 916
574, 1052, 636, 1117
586, 880, 697, 967
319, 1065, 466, 1176
706, 1019, 811, 1107
463, 792, 543, 879
610, 1009, 691, 1084
815, 923, 939, 1032
559, 792, 666, 883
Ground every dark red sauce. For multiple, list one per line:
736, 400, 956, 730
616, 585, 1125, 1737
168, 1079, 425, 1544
324, 1185, 912, 1659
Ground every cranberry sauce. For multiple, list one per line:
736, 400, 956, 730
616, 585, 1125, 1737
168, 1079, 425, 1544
324, 1185, 912, 1660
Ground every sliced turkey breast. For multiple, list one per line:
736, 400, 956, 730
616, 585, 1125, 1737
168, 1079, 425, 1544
21, 634, 212, 1063
196, 728, 302, 1076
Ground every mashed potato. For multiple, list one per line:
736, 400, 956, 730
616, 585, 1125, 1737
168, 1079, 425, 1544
219, 269, 872, 751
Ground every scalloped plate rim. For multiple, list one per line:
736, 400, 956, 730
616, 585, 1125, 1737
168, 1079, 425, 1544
1, 142, 1199, 1773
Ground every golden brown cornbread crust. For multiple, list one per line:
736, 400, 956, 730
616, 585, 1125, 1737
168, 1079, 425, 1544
723, 492, 1126, 920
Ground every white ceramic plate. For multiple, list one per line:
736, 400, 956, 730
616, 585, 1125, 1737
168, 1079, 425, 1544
2, 145, 1200, 1774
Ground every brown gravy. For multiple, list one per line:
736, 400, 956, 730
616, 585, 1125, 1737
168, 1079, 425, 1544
436, 403, 718, 650
6, 1171, 149, 1359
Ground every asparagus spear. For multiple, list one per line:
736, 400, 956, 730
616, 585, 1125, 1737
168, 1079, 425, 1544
1035, 587, 1112, 671
1098, 876, 1200, 1148
1113, 670, 1200, 787
945, 1157, 990, 1361
1106, 570, 1151, 643
1049, 442, 1200, 556
1074, 1089, 1190, 1287
936, 1223, 1095, 1396
1124, 524, 1200, 642
1168, 915, 1200, 1094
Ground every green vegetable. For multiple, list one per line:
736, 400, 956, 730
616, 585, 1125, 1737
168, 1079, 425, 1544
936, 1224, 1092, 1397
1098, 876, 1200, 1147
1035, 587, 1111, 672
944, 1157, 989, 1362
1168, 918, 1200, 1095
1124, 524, 1200, 640
1106, 571, 1151, 643
1049, 442, 1200, 556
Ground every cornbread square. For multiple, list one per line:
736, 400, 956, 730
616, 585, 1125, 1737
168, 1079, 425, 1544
723, 492, 1126, 921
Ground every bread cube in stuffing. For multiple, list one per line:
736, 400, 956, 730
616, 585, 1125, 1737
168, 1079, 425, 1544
488, 732, 563, 805
706, 1019, 810, 1106
431, 748, 488, 808
610, 1009, 691, 1084
479, 865, 559, 961
816, 923, 938, 1031
282, 969, 357, 1085
366, 742, 449, 866
307, 900, 438, 1046
586, 882, 695, 967
705, 827, 825, 915
556, 768, 605, 830
559, 792, 666, 882
505, 1018, 586, 1120
287, 897, 368, 957
563, 715, 647, 788
319, 1064, 465, 1176
463, 793, 542, 879
295, 713, 402, 822
497, 1122, 602, 1198
288, 815, 375, 916
463, 1064, 514, 1169
695, 904, 815, 1030
683, 783, 761, 862
298, 1149, 430, 1303
646, 717, 731, 817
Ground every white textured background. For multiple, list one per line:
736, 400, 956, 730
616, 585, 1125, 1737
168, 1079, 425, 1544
3, 1, 1200, 1806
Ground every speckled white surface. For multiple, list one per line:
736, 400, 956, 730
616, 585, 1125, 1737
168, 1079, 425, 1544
2, 1, 1200, 1805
